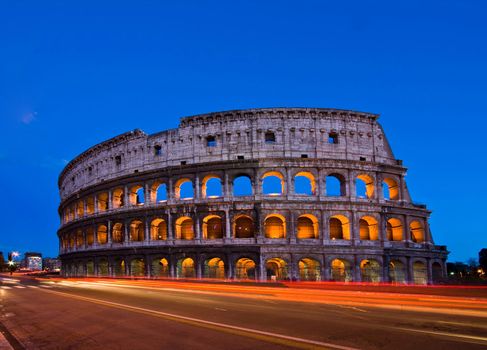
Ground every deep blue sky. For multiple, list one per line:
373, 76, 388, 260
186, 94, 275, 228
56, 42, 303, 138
1, 1, 486, 261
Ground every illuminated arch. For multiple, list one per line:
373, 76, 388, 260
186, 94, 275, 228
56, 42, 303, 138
202, 215, 223, 239
86, 227, 94, 246
151, 258, 169, 277
360, 259, 381, 282
112, 188, 124, 208
111, 222, 124, 243
97, 224, 108, 244
86, 196, 95, 215
204, 257, 225, 279
233, 215, 255, 238
386, 218, 403, 241
410, 221, 425, 243
175, 216, 194, 240
174, 178, 194, 199
299, 258, 321, 281
235, 258, 256, 280
76, 200, 84, 218
326, 174, 346, 196
330, 258, 352, 282
201, 175, 222, 198
265, 258, 288, 281
97, 192, 109, 212
177, 257, 195, 278
129, 220, 144, 241
264, 214, 286, 239
359, 216, 379, 240
113, 258, 125, 277
383, 177, 399, 200
329, 215, 350, 240
129, 185, 144, 205
294, 171, 316, 195
151, 181, 167, 202
297, 214, 319, 239
356, 174, 374, 198
150, 218, 167, 240
98, 259, 109, 276
262, 171, 284, 195
75, 230, 84, 248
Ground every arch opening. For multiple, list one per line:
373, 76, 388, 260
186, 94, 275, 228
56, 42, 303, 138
264, 214, 286, 239
130, 258, 145, 277
175, 217, 194, 240
265, 258, 288, 281
151, 258, 169, 277
359, 216, 379, 241
360, 259, 381, 282
383, 178, 399, 200
299, 258, 321, 281
97, 224, 108, 245
331, 259, 352, 282
203, 215, 223, 239
356, 174, 374, 198
129, 220, 144, 242
112, 188, 124, 208
151, 182, 167, 202
410, 221, 425, 243
413, 261, 427, 285
234, 215, 255, 238
386, 218, 403, 241
111, 223, 124, 243
202, 176, 222, 198
389, 260, 406, 284
177, 258, 195, 278
329, 215, 350, 240
262, 171, 284, 195
297, 214, 319, 239
233, 175, 252, 196
97, 192, 109, 212
235, 258, 256, 280
204, 257, 225, 279
150, 218, 167, 240
294, 172, 316, 195
129, 185, 145, 205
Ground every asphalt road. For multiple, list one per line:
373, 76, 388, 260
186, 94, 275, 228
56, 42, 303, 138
0, 276, 486, 350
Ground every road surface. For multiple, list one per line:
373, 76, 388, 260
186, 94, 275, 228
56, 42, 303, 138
0, 276, 486, 349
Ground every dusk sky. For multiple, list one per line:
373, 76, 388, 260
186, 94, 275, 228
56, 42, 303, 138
0, 1, 486, 261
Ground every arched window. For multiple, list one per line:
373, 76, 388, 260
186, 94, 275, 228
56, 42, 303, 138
112, 223, 124, 243
112, 188, 124, 208
97, 192, 109, 211
235, 258, 256, 280
265, 131, 276, 144
204, 258, 225, 279
264, 214, 286, 239
234, 215, 255, 238
294, 172, 316, 195
413, 261, 427, 284
329, 215, 350, 240
130, 185, 144, 205
175, 178, 194, 199
265, 258, 288, 280
410, 221, 425, 243
75, 230, 84, 248
175, 217, 194, 240
130, 259, 145, 277
76, 201, 84, 218
360, 259, 381, 282
150, 218, 167, 240
233, 175, 252, 196
389, 260, 406, 284
330, 259, 352, 282
299, 258, 321, 281
97, 224, 108, 244
359, 216, 379, 240
202, 215, 223, 239
297, 214, 318, 239
382, 178, 399, 200
86, 197, 95, 215
356, 174, 374, 198
202, 176, 222, 198
151, 258, 169, 277
86, 227, 94, 246
326, 174, 345, 196
129, 220, 144, 241
262, 171, 284, 195
177, 258, 195, 278
386, 218, 403, 241
151, 181, 167, 202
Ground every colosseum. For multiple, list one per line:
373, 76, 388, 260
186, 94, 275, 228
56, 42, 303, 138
57, 108, 448, 284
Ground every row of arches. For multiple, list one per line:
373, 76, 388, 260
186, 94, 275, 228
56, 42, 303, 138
62, 171, 402, 223
63, 256, 442, 285
61, 214, 426, 249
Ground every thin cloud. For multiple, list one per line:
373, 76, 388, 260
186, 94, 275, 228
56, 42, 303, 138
21, 111, 37, 125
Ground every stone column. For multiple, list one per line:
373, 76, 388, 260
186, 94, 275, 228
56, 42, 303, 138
289, 211, 296, 243
107, 220, 112, 245
224, 172, 230, 198
93, 224, 98, 247
427, 259, 433, 284
259, 254, 266, 281
83, 200, 88, 216
286, 168, 293, 196
195, 175, 201, 199
168, 178, 174, 201
317, 169, 325, 198
123, 186, 129, 207
322, 257, 330, 281
167, 210, 173, 241
124, 220, 129, 244
195, 214, 201, 240
145, 256, 152, 278
108, 190, 113, 210
348, 170, 355, 199
144, 183, 150, 204
225, 208, 231, 239
94, 194, 99, 214
144, 217, 150, 243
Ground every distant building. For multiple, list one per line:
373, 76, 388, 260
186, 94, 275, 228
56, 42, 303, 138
24, 252, 43, 271
43, 258, 61, 272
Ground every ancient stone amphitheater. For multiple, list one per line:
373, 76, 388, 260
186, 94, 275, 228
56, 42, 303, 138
58, 108, 448, 284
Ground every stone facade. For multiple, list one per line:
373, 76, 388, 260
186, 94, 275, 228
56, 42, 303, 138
57, 108, 448, 283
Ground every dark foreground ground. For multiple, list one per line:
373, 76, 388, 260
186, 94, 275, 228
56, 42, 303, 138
1, 275, 486, 350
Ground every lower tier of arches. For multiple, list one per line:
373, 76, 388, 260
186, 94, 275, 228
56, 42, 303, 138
60, 247, 447, 285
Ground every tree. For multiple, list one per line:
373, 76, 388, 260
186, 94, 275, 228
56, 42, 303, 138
479, 249, 487, 272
